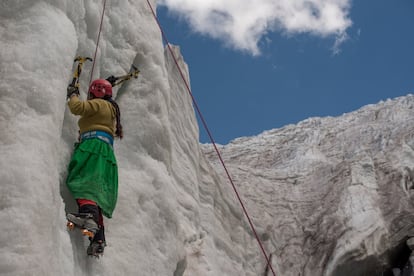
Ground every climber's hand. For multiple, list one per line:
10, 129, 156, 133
67, 84, 80, 99
106, 75, 118, 86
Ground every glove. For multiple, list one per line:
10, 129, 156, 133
105, 75, 118, 86
67, 84, 79, 99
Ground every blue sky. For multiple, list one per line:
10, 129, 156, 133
157, 0, 414, 144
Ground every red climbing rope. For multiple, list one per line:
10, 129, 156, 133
145, 1, 276, 275
88, 0, 108, 97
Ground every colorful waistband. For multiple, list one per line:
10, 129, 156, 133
80, 131, 114, 146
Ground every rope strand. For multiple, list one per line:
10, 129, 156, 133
88, 0, 108, 98
145, 1, 276, 275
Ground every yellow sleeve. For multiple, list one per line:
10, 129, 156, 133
68, 96, 101, 116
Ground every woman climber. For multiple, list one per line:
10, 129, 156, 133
66, 78, 122, 256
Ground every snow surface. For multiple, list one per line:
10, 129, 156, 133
0, 1, 261, 275
1, 1, 414, 276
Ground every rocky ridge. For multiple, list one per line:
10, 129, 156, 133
203, 95, 414, 275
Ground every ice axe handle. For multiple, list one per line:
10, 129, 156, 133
74, 57, 93, 62
70, 57, 93, 87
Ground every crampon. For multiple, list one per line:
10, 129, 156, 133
87, 240, 106, 258
66, 213, 99, 239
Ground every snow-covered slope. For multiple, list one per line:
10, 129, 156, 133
1, 1, 414, 276
203, 95, 414, 275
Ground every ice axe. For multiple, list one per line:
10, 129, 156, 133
105, 65, 140, 87
70, 56, 93, 88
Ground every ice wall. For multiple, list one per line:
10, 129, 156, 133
0, 1, 259, 275
0, 1, 77, 274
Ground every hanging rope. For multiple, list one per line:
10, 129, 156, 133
145, 1, 276, 275
88, 0, 108, 97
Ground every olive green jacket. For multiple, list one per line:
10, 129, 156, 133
68, 95, 116, 136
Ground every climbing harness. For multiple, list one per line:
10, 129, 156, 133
145, 1, 276, 275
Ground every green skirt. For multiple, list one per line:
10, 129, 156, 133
66, 138, 118, 218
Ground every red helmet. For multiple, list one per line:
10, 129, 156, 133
89, 79, 112, 98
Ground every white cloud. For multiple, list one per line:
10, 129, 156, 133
158, 0, 353, 55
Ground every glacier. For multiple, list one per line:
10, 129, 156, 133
1, 1, 414, 276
